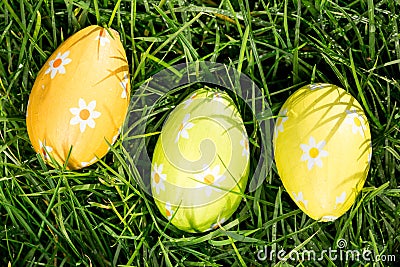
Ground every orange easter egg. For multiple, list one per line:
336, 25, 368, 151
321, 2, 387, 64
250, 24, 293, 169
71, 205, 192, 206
26, 25, 130, 169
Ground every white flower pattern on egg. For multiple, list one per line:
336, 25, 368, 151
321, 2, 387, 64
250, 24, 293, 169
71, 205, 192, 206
152, 163, 167, 194
175, 113, 194, 143
335, 191, 346, 205
38, 139, 53, 161
80, 162, 90, 168
194, 165, 226, 197
240, 132, 249, 157
274, 108, 288, 138
120, 73, 129, 99
300, 136, 329, 170
165, 202, 174, 220
209, 217, 226, 230
321, 216, 337, 221
212, 92, 223, 102
80, 157, 98, 168
26, 99, 30, 118
293, 191, 308, 209
183, 93, 197, 109
368, 142, 372, 164
45, 51, 72, 79
69, 98, 101, 133
344, 110, 366, 136
95, 29, 111, 46
309, 83, 328, 90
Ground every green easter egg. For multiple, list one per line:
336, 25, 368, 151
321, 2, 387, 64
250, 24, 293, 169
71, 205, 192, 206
151, 89, 250, 232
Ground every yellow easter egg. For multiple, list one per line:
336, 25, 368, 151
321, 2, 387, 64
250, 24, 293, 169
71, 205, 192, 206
151, 89, 250, 232
26, 25, 130, 170
274, 83, 372, 221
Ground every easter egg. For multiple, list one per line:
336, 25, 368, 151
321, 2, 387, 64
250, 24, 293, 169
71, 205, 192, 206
151, 89, 250, 232
274, 83, 372, 221
26, 25, 130, 170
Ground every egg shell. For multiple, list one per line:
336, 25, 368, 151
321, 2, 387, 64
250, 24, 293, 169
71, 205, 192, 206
151, 89, 250, 232
274, 83, 372, 221
26, 25, 130, 170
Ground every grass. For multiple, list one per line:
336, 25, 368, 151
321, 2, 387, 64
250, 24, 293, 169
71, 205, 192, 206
0, 0, 399, 266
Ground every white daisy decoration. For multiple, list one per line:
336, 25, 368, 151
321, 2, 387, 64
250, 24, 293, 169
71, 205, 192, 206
309, 83, 327, 90
209, 217, 226, 230
165, 202, 174, 220
151, 163, 167, 194
344, 110, 366, 136
38, 139, 53, 161
120, 73, 129, 99
368, 143, 372, 164
300, 136, 329, 170
321, 216, 337, 221
175, 113, 195, 143
183, 93, 197, 109
212, 92, 223, 102
292, 191, 308, 209
80, 162, 90, 168
274, 108, 288, 138
81, 157, 98, 168
45, 51, 72, 79
194, 165, 226, 196
95, 29, 111, 46
69, 98, 101, 133
240, 132, 250, 157
26, 99, 30, 118
336, 191, 346, 205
